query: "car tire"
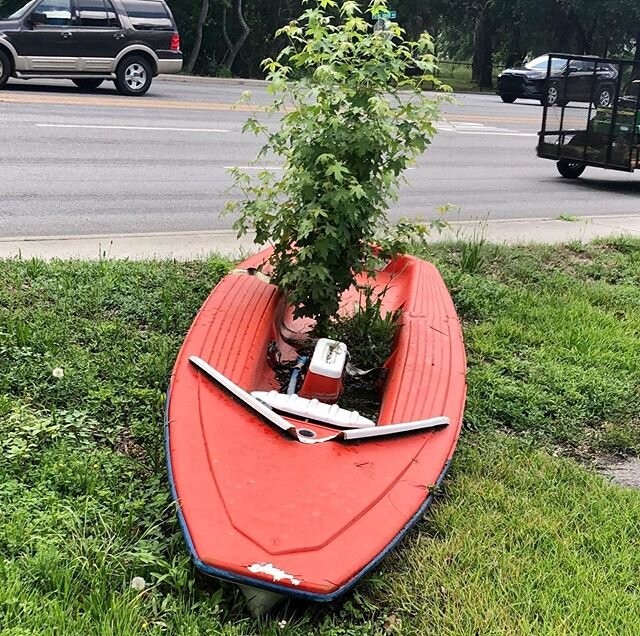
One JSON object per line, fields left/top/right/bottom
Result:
{"left": 556, "top": 159, "right": 586, "bottom": 179}
{"left": 594, "top": 85, "right": 613, "bottom": 108}
{"left": 115, "top": 55, "right": 152, "bottom": 96}
{"left": 500, "top": 95, "right": 517, "bottom": 103}
{"left": 543, "top": 82, "right": 566, "bottom": 107}
{"left": 0, "top": 49, "right": 11, "bottom": 90}
{"left": 73, "top": 79, "right": 104, "bottom": 91}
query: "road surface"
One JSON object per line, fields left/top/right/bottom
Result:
{"left": 1, "top": 76, "right": 638, "bottom": 238}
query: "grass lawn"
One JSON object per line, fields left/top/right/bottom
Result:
{"left": 427, "top": 61, "right": 501, "bottom": 94}
{"left": 1, "top": 239, "right": 639, "bottom": 635}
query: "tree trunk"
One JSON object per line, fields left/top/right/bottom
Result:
{"left": 574, "top": 14, "right": 597, "bottom": 55}
{"left": 575, "top": 26, "right": 586, "bottom": 54}
{"left": 186, "top": 0, "right": 210, "bottom": 73}
{"left": 472, "top": 7, "right": 493, "bottom": 88}
{"left": 222, "top": 0, "right": 250, "bottom": 72}
{"left": 582, "top": 16, "right": 598, "bottom": 54}
{"left": 222, "top": 6, "right": 232, "bottom": 52}
{"left": 553, "top": 16, "right": 571, "bottom": 53}
{"left": 504, "top": 26, "right": 522, "bottom": 68}
{"left": 632, "top": 31, "right": 640, "bottom": 83}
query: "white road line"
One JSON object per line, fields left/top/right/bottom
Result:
{"left": 225, "top": 165, "right": 283, "bottom": 170}
{"left": 36, "top": 124, "right": 228, "bottom": 132}
{"left": 435, "top": 120, "right": 537, "bottom": 137}
{"left": 225, "top": 165, "right": 416, "bottom": 171}
{"left": 456, "top": 131, "right": 537, "bottom": 137}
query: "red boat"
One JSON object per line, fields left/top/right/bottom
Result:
{"left": 165, "top": 248, "right": 466, "bottom": 610}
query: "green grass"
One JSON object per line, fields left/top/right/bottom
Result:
{"left": 380, "top": 433, "right": 640, "bottom": 636}
{"left": 326, "top": 285, "right": 401, "bottom": 369}
{"left": 413, "top": 237, "right": 640, "bottom": 455}
{"left": 428, "top": 61, "right": 501, "bottom": 93}
{"left": 1, "top": 240, "right": 639, "bottom": 634}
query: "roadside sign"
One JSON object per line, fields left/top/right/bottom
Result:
{"left": 373, "top": 10, "right": 396, "bottom": 19}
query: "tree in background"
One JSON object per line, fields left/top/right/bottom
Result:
{"left": 169, "top": 0, "right": 304, "bottom": 77}
{"left": 2, "top": 0, "right": 638, "bottom": 79}
{"left": 220, "top": 0, "right": 250, "bottom": 70}
{"left": 0, "top": 0, "right": 28, "bottom": 16}
{"left": 185, "top": 0, "right": 210, "bottom": 73}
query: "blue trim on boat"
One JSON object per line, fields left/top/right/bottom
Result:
{"left": 165, "top": 384, "right": 452, "bottom": 602}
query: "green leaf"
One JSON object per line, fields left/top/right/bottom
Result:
{"left": 325, "top": 162, "right": 350, "bottom": 182}
{"left": 228, "top": 0, "right": 444, "bottom": 325}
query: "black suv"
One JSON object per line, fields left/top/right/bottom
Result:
{"left": 0, "top": 0, "right": 182, "bottom": 95}
{"left": 497, "top": 54, "right": 618, "bottom": 107}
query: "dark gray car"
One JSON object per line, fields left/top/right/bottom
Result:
{"left": 0, "top": 0, "right": 182, "bottom": 95}
{"left": 497, "top": 54, "right": 618, "bottom": 107}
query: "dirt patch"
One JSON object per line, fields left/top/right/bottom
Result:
{"left": 599, "top": 456, "right": 640, "bottom": 489}
{"left": 116, "top": 428, "right": 148, "bottom": 463}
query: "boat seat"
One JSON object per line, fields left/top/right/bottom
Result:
{"left": 251, "top": 390, "right": 375, "bottom": 429}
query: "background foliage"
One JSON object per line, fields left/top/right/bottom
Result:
{"left": 2, "top": 0, "right": 639, "bottom": 81}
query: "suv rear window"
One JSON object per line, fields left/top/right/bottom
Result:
{"left": 121, "top": 0, "right": 172, "bottom": 30}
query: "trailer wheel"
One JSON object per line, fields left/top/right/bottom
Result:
{"left": 557, "top": 159, "right": 586, "bottom": 179}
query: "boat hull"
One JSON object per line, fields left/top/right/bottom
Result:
{"left": 165, "top": 249, "right": 466, "bottom": 601}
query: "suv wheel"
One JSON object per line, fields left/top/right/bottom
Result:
{"left": 73, "top": 79, "right": 103, "bottom": 91}
{"left": 543, "top": 82, "right": 566, "bottom": 107}
{"left": 594, "top": 85, "right": 613, "bottom": 108}
{"left": 0, "top": 49, "right": 11, "bottom": 89}
{"left": 500, "top": 95, "right": 517, "bottom": 103}
{"left": 115, "top": 55, "right": 152, "bottom": 96}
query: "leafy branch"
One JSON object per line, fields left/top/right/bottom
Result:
{"left": 227, "top": 0, "right": 450, "bottom": 329}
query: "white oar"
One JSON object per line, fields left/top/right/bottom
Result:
{"left": 189, "top": 356, "right": 298, "bottom": 437}
{"left": 189, "top": 356, "right": 448, "bottom": 444}
{"left": 341, "top": 417, "right": 449, "bottom": 440}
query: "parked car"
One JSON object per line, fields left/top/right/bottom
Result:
{"left": 0, "top": 0, "right": 182, "bottom": 95}
{"left": 497, "top": 54, "right": 618, "bottom": 107}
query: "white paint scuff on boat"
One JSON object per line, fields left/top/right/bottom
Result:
{"left": 247, "top": 562, "right": 301, "bottom": 586}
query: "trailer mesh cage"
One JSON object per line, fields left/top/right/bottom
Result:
{"left": 537, "top": 54, "right": 640, "bottom": 173}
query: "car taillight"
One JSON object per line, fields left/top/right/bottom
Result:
{"left": 170, "top": 33, "right": 180, "bottom": 52}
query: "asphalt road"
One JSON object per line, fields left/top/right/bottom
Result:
{"left": 1, "top": 75, "right": 638, "bottom": 238}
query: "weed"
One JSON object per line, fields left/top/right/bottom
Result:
{"left": 326, "top": 285, "right": 401, "bottom": 370}
{"left": 456, "top": 219, "right": 491, "bottom": 274}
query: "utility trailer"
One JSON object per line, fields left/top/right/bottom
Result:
{"left": 537, "top": 53, "right": 640, "bottom": 178}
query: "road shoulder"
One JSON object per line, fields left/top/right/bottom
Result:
{"left": 1, "top": 215, "right": 640, "bottom": 260}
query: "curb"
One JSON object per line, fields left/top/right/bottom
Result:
{"left": 2, "top": 215, "right": 639, "bottom": 261}
{"left": 0, "top": 229, "right": 244, "bottom": 243}
{"left": 158, "top": 74, "right": 269, "bottom": 88}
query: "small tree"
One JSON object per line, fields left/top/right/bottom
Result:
{"left": 228, "top": 0, "right": 448, "bottom": 330}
